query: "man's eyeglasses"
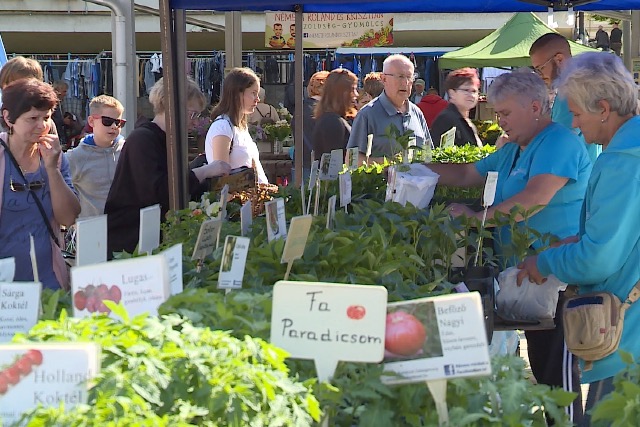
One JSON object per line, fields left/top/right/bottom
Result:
{"left": 533, "top": 53, "right": 559, "bottom": 75}
{"left": 93, "top": 115, "right": 126, "bottom": 128}
{"left": 383, "top": 73, "right": 415, "bottom": 82}
{"left": 10, "top": 176, "right": 45, "bottom": 192}
{"left": 455, "top": 88, "right": 479, "bottom": 95}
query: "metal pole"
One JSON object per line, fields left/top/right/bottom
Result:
{"left": 294, "top": 5, "right": 303, "bottom": 186}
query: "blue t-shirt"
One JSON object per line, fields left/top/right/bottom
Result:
{"left": 0, "top": 152, "right": 75, "bottom": 289}
{"left": 475, "top": 122, "right": 592, "bottom": 263}
{"left": 552, "top": 94, "right": 601, "bottom": 164}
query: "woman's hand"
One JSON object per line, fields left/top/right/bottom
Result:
{"left": 516, "top": 255, "right": 546, "bottom": 286}
{"left": 447, "top": 203, "right": 477, "bottom": 219}
{"left": 38, "top": 133, "right": 62, "bottom": 171}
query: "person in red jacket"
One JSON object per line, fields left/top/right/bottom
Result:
{"left": 417, "top": 88, "right": 448, "bottom": 129}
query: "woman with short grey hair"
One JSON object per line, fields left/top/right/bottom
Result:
{"left": 428, "top": 69, "right": 592, "bottom": 424}
{"left": 519, "top": 52, "right": 640, "bottom": 426}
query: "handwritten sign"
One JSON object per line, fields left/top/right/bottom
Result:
{"left": 440, "top": 127, "right": 456, "bottom": 148}
{"left": 240, "top": 201, "right": 253, "bottom": 237}
{"left": 71, "top": 255, "right": 170, "bottom": 318}
{"left": 270, "top": 281, "right": 387, "bottom": 381}
{"left": 138, "top": 204, "right": 161, "bottom": 254}
{"left": 265, "top": 198, "right": 287, "bottom": 241}
{"left": 0, "top": 343, "right": 100, "bottom": 424}
{"left": 382, "top": 292, "right": 491, "bottom": 385}
{"left": 0, "top": 282, "right": 41, "bottom": 343}
{"left": 161, "top": 243, "right": 183, "bottom": 295}
{"left": 217, "top": 236, "right": 250, "bottom": 290}
{"left": 75, "top": 215, "right": 107, "bottom": 267}
{"left": 191, "top": 218, "right": 223, "bottom": 260}
{"left": 339, "top": 173, "right": 352, "bottom": 208}
{"left": 281, "top": 215, "right": 313, "bottom": 264}
{"left": 0, "top": 258, "right": 15, "bottom": 281}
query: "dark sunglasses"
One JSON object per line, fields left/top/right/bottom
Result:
{"left": 10, "top": 176, "right": 45, "bottom": 192}
{"left": 93, "top": 115, "right": 126, "bottom": 128}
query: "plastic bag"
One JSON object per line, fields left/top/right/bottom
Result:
{"left": 386, "top": 164, "right": 439, "bottom": 208}
{"left": 496, "top": 266, "right": 567, "bottom": 319}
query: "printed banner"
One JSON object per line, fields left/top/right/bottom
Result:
{"left": 265, "top": 13, "right": 394, "bottom": 49}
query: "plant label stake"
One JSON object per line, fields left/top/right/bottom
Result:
{"left": 474, "top": 172, "right": 498, "bottom": 267}
{"left": 191, "top": 218, "right": 223, "bottom": 271}
{"left": 160, "top": 243, "right": 183, "bottom": 296}
{"left": 75, "top": 215, "right": 107, "bottom": 267}
{"left": 29, "top": 234, "right": 39, "bottom": 283}
{"left": 366, "top": 134, "right": 373, "bottom": 164}
{"left": 0, "top": 281, "right": 41, "bottom": 343}
{"left": 271, "top": 281, "right": 388, "bottom": 427}
{"left": 219, "top": 184, "right": 229, "bottom": 220}
{"left": 300, "top": 181, "right": 306, "bottom": 215}
{"left": 346, "top": 147, "right": 359, "bottom": 171}
{"left": 307, "top": 159, "right": 319, "bottom": 216}
{"left": 339, "top": 172, "right": 352, "bottom": 213}
{"left": 439, "top": 126, "right": 456, "bottom": 148}
{"left": 326, "top": 195, "right": 337, "bottom": 230}
{"left": 138, "top": 204, "right": 161, "bottom": 255}
{"left": 240, "top": 201, "right": 252, "bottom": 237}
{"left": 217, "top": 236, "right": 250, "bottom": 291}
{"left": 427, "top": 379, "right": 449, "bottom": 426}
{"left": 326, "top": 149, "right": 343, "bottom": 181}
{"left": 281, "top": 215, "right": 312, "bottom": 280}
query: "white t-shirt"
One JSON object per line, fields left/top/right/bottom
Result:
{"left": 205, "top": 115, "right": 268, "bottom": 184}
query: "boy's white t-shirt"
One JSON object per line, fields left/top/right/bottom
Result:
{"left": 205, "top": 115, "right": 268, "bottom": 184}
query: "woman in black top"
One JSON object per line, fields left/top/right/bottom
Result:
{"left": 311, "top": 69, "right": 358, "bottom": 158}
{"left": 430, "top": 68, "right": 483, "bottom": 148}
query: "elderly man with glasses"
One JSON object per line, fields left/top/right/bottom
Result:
{"left": 529, "top": 33, "right": 600, "bottom": 164}
{"left": 347, "top": 54, "right": 432, "bottom": 164}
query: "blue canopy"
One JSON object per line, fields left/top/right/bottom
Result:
{"left": 170, "top": 0, "right": 636, "bottom": 12}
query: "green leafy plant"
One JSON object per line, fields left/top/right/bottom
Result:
{"left": 590, "top": 351, "right": 640, "bottom": 426}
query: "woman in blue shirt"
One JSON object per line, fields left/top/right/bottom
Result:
{"left": 428, "top": 70, "right": 591, "bottom": 424}
{"left": 518, "top": 52, "right": 640, "bottom": 425}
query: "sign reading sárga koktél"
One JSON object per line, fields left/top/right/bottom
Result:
{"left": 0, "top": 343, "right": 100, "bottom": 424}
{"left": 265, "top": 13, "right": 394, "bottom": 49}
{"left": 270, "top": 281, "right": 387, "bottom": 381}
{"left": 0, "top": 282, "right": 41, "bottom": 343}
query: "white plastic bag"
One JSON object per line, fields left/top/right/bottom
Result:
{"left": 496, "top": 266, "right": 567, "bottom": 319}
{"left": 387, "top": 164, "right": 439, "bottom": 208}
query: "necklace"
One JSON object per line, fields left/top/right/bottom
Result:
{"left": 6, "top": 135, "right": 38, "bottom": 173}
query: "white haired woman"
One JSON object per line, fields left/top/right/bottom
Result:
{"left": 427, "top": 69, "right": 592, "bottom": 424}
{"left": 518, "top": 52, "right": 640, "bottom": 425}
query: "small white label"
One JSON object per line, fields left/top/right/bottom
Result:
{"left": 161, "top": 243, "right": 183, "bottom": 295}
{"left": 75, "top": 215, "right": 107, "bottom": 267}
{"left": 318, "top": 153, "right": 332, "bottom": 181}
{"left": 139, "top": 204, "right": 161, "bottom": 254}
{"left": 0, "top": 282, "right": 41, "bottom": 343}
{"left": 0, "top": 257, "right": 16, "bottom": 281}
{"left": 440, "top": 127, "right": 456, "bottom": 148}
{"left": 339, "top": 173, "right": 352, "bottom": 208}
{"left": 326, "top": 195, "right": 337, "bottom": 230}
{"left": 366, "top": 134, "right": 373, "bottom": 158}
{"left": 218, "top": 236, "right": 250, "bottom": 290}
{"left": 308, "top": 159, "right": 320, "bottom": 191}
{"left": 265, "top": 198, "right": 287, "bottom": 241}
{"left": 281, "top": 215, "right": 313, "bottom": 264}
{"left": 191, "top": 218, "right": 223, "bottom": 260}
{"left": 220, "top": 184, "right": 229, "bottom": 219}
{"left": 483, "top": 171, "right": 499, "bottom": 207}
{"left": 346, "top": 147, "right": 359, "bottom": 171}
{"left": 240, "top": 201, "right": 253, "bottom": 237}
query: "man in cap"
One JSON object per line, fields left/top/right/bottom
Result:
{"left": 411, "top": 78, "right": 426, "bottom": 104}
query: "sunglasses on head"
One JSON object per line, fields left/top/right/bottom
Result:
{"left": 10, "top": 176, "right": 45, "bottom": 192}
{"left": 93, "top": 115, "right": 126, "bottom": 128}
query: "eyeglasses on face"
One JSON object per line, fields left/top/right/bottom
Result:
{"left": 383, "top": 73, "right": 415, "bottom": 82}
{"left": 92, "top": 115, "right": 126, "bottom": 128}
{"left": 10, "top": 176, "right": 45, "bottom": 192}
{"left": 455, "top": 88, "right": 479, "bottom": 95}
{"left": 533, "top": 53, "right": 559, "bottom": 75}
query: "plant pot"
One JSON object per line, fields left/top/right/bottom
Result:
{"left": 463, "top": 266, "right": 495, "bottom": 344}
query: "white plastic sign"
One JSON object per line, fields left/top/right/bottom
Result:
{"left": 326, "top": 149, "right": 344, "bottom": 180}
{"left": 0, "top": 343, "right": 100, "bottom": 424}
{"left": 75, "top": 215, "right": 107, "bottom": 267}
{"left": 0, "top": 258, "right": 15, "bottom": 281}
{"left": 0, "top": 282, "right": 41, "bottom": 343}
{"left": 71, "top": 255, "right": 170, "bottom": 318}
{"left": 281, "top": 215, "right": 313, "bottom": 264}
{"left": 220, "top": 184, "right": 229, "bottom": 219}
{"left": 440, "top": 127, "right": 456, "bottom": 148}
{"left": 326, "top": 195, "right": 337, "bottom": 230}
{"left": 240, "top": 201, "right": 253, "bottom": 237}
{"left": 366, "top": 134, "right": 373, "bottom": 158}
{"left": 191, "top": 218, "right": 223, "bottom": 260}
{"left": 161, "top": 243, "right": 183, "bottom": 295}
{"left": 318, "top": 153, "right": 332, "bottom": 181}
{"left": 217, "top": 236, "right": 250, "bottom": 290}
{"left": 345, "top": 147, "right": 359, "bottom": 171}
{"left": 382, "top": 292, "right": 491, "bottom": 385}
{"left": 138, "top": 204, "right": 161, "bottom": 255}
{"left": 308, "top": 159, "right": 320, "bottom": 191}
{"left": 270, "top": 281, "right": 388, "bottom": 381}
{"left": 483, "top": 171, "right": 499, "bottom": 207}
{"left": 339, "top": 173, "right": 352, "bottom": 208}
{"left": 265, "top": 198, "right": 287, "bottom": 241}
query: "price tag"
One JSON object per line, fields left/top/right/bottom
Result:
{"left": 326, "top": 195, "right": 337, "bottom": 230}
{"left": 265, "top": 198, "right": 287, "bottom": 241}
{"left": 0, "top": 282, "right": 41, "bottom": 343}
{"left": 71, "top": 255, "right": 170, "bottom": 318}
{"left": 240, "top": 201, "right": 252, "bottom": 237}
{"left": 75, "top": 215, "right": 107, "bottom": 267}
{"left": 281, "top": 215, "right": 312, "bottom": 264}
{"left": 339, "top": 173, "right": 352, "bottom": 208}
{"left": 382, "top": 292, "right": 491, "bottom": 385}
{"left": 270, "top": 281, "right": 387, "bottom": 382}
{"left": 0, "top": 343, "right": 100, "bottom": 425}
{"left": 483, "top": 171, "right": 499, "bottom": 207}
{"left": 191, "top": 218, "right": 223, "bottom": 260}
{"left": 217, "top": 236, "right": 250, "bottom": 290}
{"left": 138, "top": 204, "right": 161, "bottom": 255}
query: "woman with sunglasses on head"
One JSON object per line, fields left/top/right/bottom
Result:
{"left": 0, "top": 78, "right": 80, "bottom": 289}
{"left": 311, "top": 68, "right": 359, "bottom": 158}
{"left": 205, "top": 67, "right": 268, "bottom": 184}
{"left": 105, "top": 78, "right": 231, "bottom": 257}
{"left": 430, "top": 68, "right": 483, "bottom": 147}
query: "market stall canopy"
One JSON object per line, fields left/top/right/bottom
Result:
{"left": 438, "top": 13, "right": 598, "bottom": 69}
{"left": 171, "top": 0, "right": 636, "bottom": 12}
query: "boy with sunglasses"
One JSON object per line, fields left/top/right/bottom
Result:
{"left": 66, "top": 95, "right": 126, "bottom": 218}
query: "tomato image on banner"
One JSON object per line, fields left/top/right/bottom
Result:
{"left": 384, "top": 301, "right": 443, "bottom": 361}
{"left": 0, "top": 350, "right": 43, "bottom": 396}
